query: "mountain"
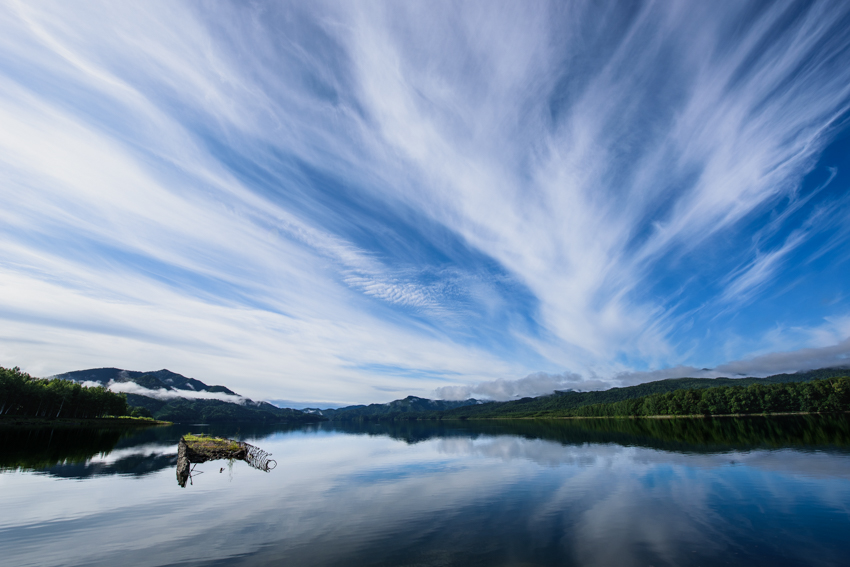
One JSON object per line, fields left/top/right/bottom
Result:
{"left": 311, "top": 396, "right": 482, "bottom": 421}
{"left": 125, "top": 395, "right": 323, "bottom": 424}
{"left": 433, "top": 366, "right": 850, "bottom": 420}
{"left": 52, "top": 367, "right": 238, "bottom": 395}
{"left": 316, "top": 367, "right": 850, "bottom": 421}
{"left": 52, "top": 367, "right": 324, "bottom": 425}
{"left": 48, "top": 365, "right": 850, "bottom": 424}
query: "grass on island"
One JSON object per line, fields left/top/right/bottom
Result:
{"left": 183, "top": 433, "right": 242, "bottom": 453}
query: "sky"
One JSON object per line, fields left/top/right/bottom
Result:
{"left": 1, "top": 0, "right": 850, "bottom": 405}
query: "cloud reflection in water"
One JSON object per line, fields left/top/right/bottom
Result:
{"left": 0, "top": 420, "right": 848, "bottom": 566}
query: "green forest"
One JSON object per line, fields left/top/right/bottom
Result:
{"left": 124, "top": 393, "right": 326, "bottom": 424}
{"left": 434, "top": 368, "right": 849, "bottom": 420}
{"left": 1, "top": 366, "right": 325, "bottom": 425}
{"left": 566, "top": 376, "right": 850, "bottom": 418}
{"left": 326, "top": 368, "right": 850, "bottom": 421}
{"left": 0, "top": 366, "right": 129, "bottom": 419}
{"left": 434, "top": 376, "right": 850, "bottom": 420}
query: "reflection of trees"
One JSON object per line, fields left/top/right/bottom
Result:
{"left": 1, "top": 422, "right": 307, "bottom": 480}
{"left": 6, "top": 416, "right": 848, "bottom": 481}
{"left": 44, "top": 453, "right": 178, "bottom": 479}
{"left": 110, "top": 422, "right": 312, "bottom": 450}
{"left": 543, "top": 414, "right": 850, "bottom": 450}
{"left": 322, "top": 414, "right": 850, "bottom": 453}
{"left": 0, "top": 427, "right": 125, "bottom": 471}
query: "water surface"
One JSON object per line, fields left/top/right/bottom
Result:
{"left": 2, "top": 416, "right": 849, "bottom": 566}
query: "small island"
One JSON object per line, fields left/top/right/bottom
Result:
{"left": 176, "top": 434, "right": 276, "bottom": 487}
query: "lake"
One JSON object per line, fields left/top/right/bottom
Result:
{"left": 2, "top": 415, "right": 850, "bottom": 566}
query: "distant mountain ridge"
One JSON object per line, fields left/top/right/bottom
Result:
{"left": 306, "top": 395, "right": 482, "bottom": 420}
{"left": 50, "top": 367, "right": 323, "bottom": 425}
{"left": 432, "top": 366, "right": 850, "bottom": 420}
{"left": 49, "top": 365, "right": 850, "bottom": 423}
{"left": 319, "top": 367, "right": 850, "bottom": 421}
{"left": 52, "top": 367, "right": 238, "bottom": 396}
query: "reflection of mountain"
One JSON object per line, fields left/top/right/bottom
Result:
{"left": 43, "top": 450, "right": 178, "bottom": 479}
{"left": 0, "top": 426, "right": 178, "bottom": 479}
{"left": 108, "top": 422, "right": 317, "bottom": 450}
{"left": 0, "top": 422, "right": 315, "bottom": 479}
{"left": 6, "top": 415, "right": 848, "bottom": 482}
{"left": 324, "top": 414, "right": 850, "bottom": 453}
{"left": 0, "top": 427, "right": 126, "bottom": 472}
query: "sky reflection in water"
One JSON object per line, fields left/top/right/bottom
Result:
{"left": 1, "top": 417, "right": 849, "bottom": 567}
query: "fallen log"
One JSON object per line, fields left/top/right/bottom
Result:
{"left": 177, "top": 434, "right": 276, "bottom": 487}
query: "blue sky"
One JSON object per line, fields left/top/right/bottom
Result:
{"left": 1, "top": 1, "right": 849, "bottom": 405}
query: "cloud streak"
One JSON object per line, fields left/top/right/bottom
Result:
{"left": 715, "top": 337, "right": 850, "bottom": 377}
{"left": 1, "top": 1, "right": 849, "bottom": 402}
{"left": 435, "top": 371, "right": 610, "bottom": 401}
{"left": 438, "top": 337, "right": 850, "bottom": 401}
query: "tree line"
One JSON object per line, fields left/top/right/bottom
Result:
{"left": 415, "top": 367, "right": 850, "bottom": 421}
{"left": 567, "top": 377, "right": 850, "bottom": 418}
{"left": 0, "top": 366, "right": 128, "bottom": 419}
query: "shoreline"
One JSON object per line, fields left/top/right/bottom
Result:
{"left": 0, "top": 416, "right": 172, "bottom": 429}
{"left": 450, "top": 410, "right": 850, "bottom": 421}
{"left": 328, "top": 410, "right": 850, "bottom": 423}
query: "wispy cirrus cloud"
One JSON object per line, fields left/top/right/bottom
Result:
{"left": 1, "top": 1, "right": 849, "bottom": 403}
{"left": 337, "top": 0, "right": 850, "bottom": 369}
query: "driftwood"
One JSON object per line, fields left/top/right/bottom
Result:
{"left": 176, "top": 435, "right": 276, "bottom": 487}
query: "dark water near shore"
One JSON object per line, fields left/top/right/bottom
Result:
{"left": 2, "top": 415, "right": 850, "bottom": 566}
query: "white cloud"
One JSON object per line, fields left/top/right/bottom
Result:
{"left": 104, "top": 380, "right": 249, "bottom": 404}
{"left": 435, "top": 371, "right": 610, "bottom": 401}
{"left": 438, "top": 333, "right": 850, "bottom": 401}
{"left": 1, "top": 1, "right": 849, "bottom": 403}
{"left": 0, "top": 1, "right": 527, "bottom": 403}
{"left": 715, "top": 337, "right": 850, "bottom": 376}
{"left": 338, "top": 0, "right": 850, "bottom": 373}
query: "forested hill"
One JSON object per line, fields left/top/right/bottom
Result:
{"left": 560, "top": 376, "right": 850, "bottom": 418}
{"left": 125, "top": 394, "right": 323, "bottom": 424}
{"left": 47, "top": 367, "right": 325, "bottom": 425}
{"left": 437, "top": 367, "right": 850, "bottom": 420}
{"left": 325, "top": 367, "right": 850, "bottom": 421}
{"left": 1, "top": 366, "right": 128, "bottom": 419}
{"left": 311, "top": 396, "right": 481, "bottom": 420}
{"left": 52, "top": 368, "right": 238, "bottom": 395}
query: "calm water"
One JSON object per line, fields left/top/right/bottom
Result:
{"left": 2, "top": 416, "right": 850, "bottom": 566}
